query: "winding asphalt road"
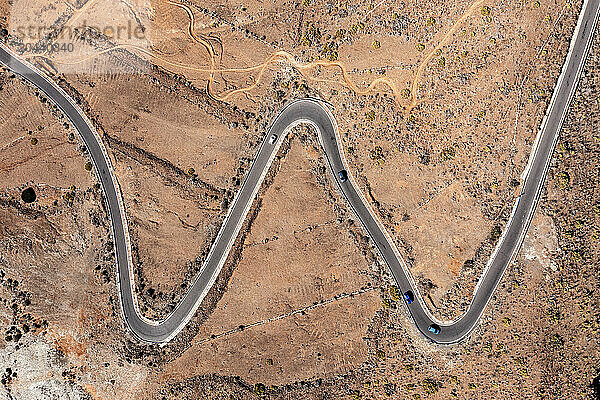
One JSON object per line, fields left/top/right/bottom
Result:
{"left": 0, "top": 0, "right": 598, "bottom": 344}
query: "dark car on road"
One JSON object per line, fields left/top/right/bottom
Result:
{"left": 403, "top": 290, "right": 414, "bottom": 304}
{"left": 428, "top": 324, "right": 441, "bottom": 335}
{"left": 338, "top": 170, "right": 348, "bottom": 182}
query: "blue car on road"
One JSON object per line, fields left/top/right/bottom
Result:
{"left": 403, "top": 290, "right": 414, "bottom": 304}
{"left": 428, "top": 324, "right": 441, "bottom": 335}
{"left": 338, "top": 170, "right": 348, "bottom": 182}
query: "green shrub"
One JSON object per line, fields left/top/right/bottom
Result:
{"left": 388, "top": 286, "right": 401, "bottom": 301}
{"left": 422, "top": 378, "right": 439, "bottom": 394}
{"left": 440, "top": 146, "right": 456, "bottom": 161}
{"left": 554, "top": 171, "right": 570, "bottom": 189}
{"left": 253, "top": 382, "right": 266, "bottom": 396}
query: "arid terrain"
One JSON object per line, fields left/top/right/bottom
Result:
{"left": 0, "top": 0, "right": 598, "bottom": 398}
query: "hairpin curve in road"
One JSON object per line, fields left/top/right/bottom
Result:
{"left": 0, "top": 0, "right": 597, "bottom": 344}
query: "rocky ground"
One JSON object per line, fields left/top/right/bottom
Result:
{"left": 0, "top": 0, "right": 598, "bottom": 399}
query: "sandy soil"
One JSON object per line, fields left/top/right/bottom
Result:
{"left": 2, "top": 0, "right": 580, "bottom": 314}
{"left": 0, "top": 71, "right": 152, "bottom": 400}
{"left": 0, "top": 0, "right": 598, "bottom": 398}
{"left": 157, "top": 137, "right": 380, "bottom": 385}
